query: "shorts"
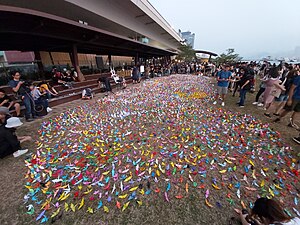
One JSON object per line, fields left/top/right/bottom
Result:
{"left": 217, "top": 86, "right": 228, "bottom": 95}
{"left": 275, "top": 94, "right": 288, "bottom": 102}
{"left": 284, "top": 99, "right": 300, "bottom": 112}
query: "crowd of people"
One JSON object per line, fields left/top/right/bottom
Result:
{"left": 209, "top": 61, "right": 300, "bottom": 145}
{"left": 1, "top": 60, "right": 299, "bottom": 161}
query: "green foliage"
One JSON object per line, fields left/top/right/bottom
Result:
{"left": 177, "top": 45, "right": 196, "bottom": 62}
{"left": 214, "top": 49, "right": 242, "bottom": 65}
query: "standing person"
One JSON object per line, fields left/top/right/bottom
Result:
{"left": 264, "top": 69, "right": 294, "bottom": 117}
{"left": 0, "top": 89, "right": 21, "bottom": 117}
{"left": 262, "top": 68, "right": 284, "bottom": 110}
{"left": 273, "top": 68, "right": 298, "bottom": 116}
{"left": 145, "top": 65, "right": 150, "bottom": 79}
{"left": 238, "top": 68, "right": 254, "bottom": 107}
{"left": 213, "top": 65, "right": 232, "bottom": 106}
{"left": 232, "top": 68, "right": 243, "bottom": 97}
{"left": 132, "top": 66, "right": 140, "bottom": 84}
{"left": 253, "top": 66, "right": 270, "bottom": 106}
{"left": 8, "top": 72, "right": 36, "bottom": 122}
{"left": 274, "top": 69, "right": 300, "bottom": 128}
{"left": 0, "top": 109, "right": 31, "bottom": 158}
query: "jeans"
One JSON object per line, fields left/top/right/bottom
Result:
{"left": 45, "top": 92, "right": 52, "bottom": 99}
{"left": 233, "top": 81, "right": 241, "bottom": 96}
{"left": 23, "top": 94, "right": 36, "bottom": 119}
{"left": 35, "top": 97, "right": 48, "bottom": 109}
{"left": 104, "top": 78, "right": 112, "bottom": 92}
{"left": 239, "top": 89, "right": 248, "bottom": 106}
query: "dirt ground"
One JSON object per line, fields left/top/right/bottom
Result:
{"left": 0, "top": 75, "right": 299, "bottom": 225}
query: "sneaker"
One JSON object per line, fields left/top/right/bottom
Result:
{"left": 252, "top": 102, "right": 258, "bottom": 105}
{"left": 46, "top": 107, "right": 53, "bottom": 113}
{"left": 292, "top": 136, "right": 300, "bottom": 145}
{"left": 239, "top": 105, "right": 245, "bottom": 108}
{"left": 213, "top": 101, "right": 217, "bottom": 105}
{"left": 273, "top": 118, "right": 281, "bottom": 123}
{"left": 13, "top": 149, "right": 28, "bottom": 157}
{"left": 288, "top": 119, "right": 300, "bottom": 130}
{"left": 257, "top": 103, "right": 264, "bottom": 107}
{"left": 264, "top": 113, "right": 271, "bottom": 118}
{"left": 221, "top": 102, "right": 225, "bottom": 107}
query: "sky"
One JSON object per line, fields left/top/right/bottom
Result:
{"left": 149, "top": 0, "right": 300, "bottom": 58}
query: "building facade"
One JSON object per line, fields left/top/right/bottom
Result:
{"left": 179, "top": 30, "right": 195, "bottom": 48}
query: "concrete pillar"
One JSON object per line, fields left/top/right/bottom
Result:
{"left": 70, "top": 44, "right": 85, "bottom": 81}
{"left": 34, "top": 51, "right": 45, "bottom": 79}
{"left": 48, "top": 52, "right": 54, "bottom": 65}
{"left": 108, "top": 54, "right": 112, "bottom": 68}
{"left": 135, "top": 53, "right": 139, "bottom": 66}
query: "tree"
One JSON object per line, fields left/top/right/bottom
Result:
{"left": 177, "top": 45, "right": 196, "bottom": 62}
{"left": 214, "top": 48, "right": 242, "bottom": 65}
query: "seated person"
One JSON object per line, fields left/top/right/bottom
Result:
{"left": 38, "top": 81, "right": 59, "bottom": 99}
{"left": 111, "top": 69, "right": 127, "bottom": 88}
{"left": 238, "top": 197, "right": 300, "bottom": 225}
{"left": 0, "top": 109, "right": 31, "bottom": 158}
{"left": 70, "top": 68, "right": 78, "bottom": 82}
{"left": 8, "top": 71, "right": 36, "bottom": 122}
{"left": 82, "top": 88, "right": 93, "bottom": 100}
{"left": 51, "top": 67, "right": 68, "bottom": 87}
{"left": 0, "top": 89, "right": 21, "bottom": 117}
{"left": 62, "top": 70, "right": 76, "bottom": 88}
{"left": 98, "top": 76, "right": 113, "bottom": 96}
{"left": 29, "top": 84, "right": 53, "bottom": 113}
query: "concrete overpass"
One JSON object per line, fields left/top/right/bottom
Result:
{"left": 0, "top": 0, "right": 183, "bottom": 56}
{"left": 0, "top": 0, "right": 185, "bottom": 80}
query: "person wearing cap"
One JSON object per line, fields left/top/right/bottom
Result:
{"left": 0, "top": 114, "right": 31, "bottom": 158}
{"left": 0, "top": 106, "right": 11, "bottom": 123}
{"left": 213, "top": 64, "right": 232, "bottom": 106}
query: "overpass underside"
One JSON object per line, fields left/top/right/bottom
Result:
{"left": 0, "top": 10, "right": 175, "bottom": 58}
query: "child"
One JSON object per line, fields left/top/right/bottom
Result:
{"left": 29, "top": 84, "right": 52, "bottom": 113}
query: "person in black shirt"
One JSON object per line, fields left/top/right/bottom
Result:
{"left": 0, "top": 108, "right": 31, "bottom": 158}
{"left": 98, "top": 76, "right": 113, "bottom": 96}
{"left": 0, "top": 89, "right": 21, "bottom": 117}
{"left": 238, "top": 68, "right": 254, "bottom": 107}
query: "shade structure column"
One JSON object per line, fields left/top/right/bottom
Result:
{"left": 135, "top": 53, "right": 139, "bottom": 66}
{"left": 34, "top": 51, "right": 45, "bottom": 79}
{"left": 69, "top": 44, "right": 85, "bottom": 81}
